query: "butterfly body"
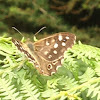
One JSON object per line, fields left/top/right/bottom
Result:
{"left": 12, "top": 32, "right": 76, "bottom": 76}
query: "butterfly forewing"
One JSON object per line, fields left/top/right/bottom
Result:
{"left": 12, "top": 32, "right": 76, "bottom": 76}
{"left": 34, "top": 32, "right": 75, "bottom": 61}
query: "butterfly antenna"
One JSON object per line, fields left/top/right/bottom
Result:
{"left": 34, "top": 26, "right": 46, "bottom": 36}
{"left": 12, "top": 27, "right": 24, "bottom": 37}
{"left": 33, "top": 26, "right": 46, "bottom": 42}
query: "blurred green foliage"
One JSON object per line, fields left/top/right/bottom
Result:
{"left": 0, "top": 0, "right": 100, "bottom": 47}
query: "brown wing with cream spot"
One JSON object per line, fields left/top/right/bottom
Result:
{"left": 34, "top": 32, "right": 76, "bottom": 61}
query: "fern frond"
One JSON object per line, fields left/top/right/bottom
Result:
{"left": 0, "top": 37, "right": 15, "bottom": 54}
{"left": 95, "top": 62, "right": 100, "bottom": 76}
{"left": 75, "top": 41, "right": 100, "bottom": 60}
{"left": 46, "top": 90, "right": 81, "bottom": 100}
{"left": 47, "top": 78, "right": 59, "bottom": 89}
{"left": 70, "top": 42, "right": 100, "bottom": 67}
{"left": 79, "top": 67, "right": 95, "bottom": 83}
{"left": 0, "top": 78, "right": 22, "bottom": 100}
{"left": 63, "top": 51, "right": 78, "bottom": 71}
{"left": 87, "top": 82, "right": 100, "bottom": 100}
{"left": 0, "top": 37, "right": 26, "bottom": 77}
{"left": 42, "top": 89, "right": 59, "bottom": 99}
{"left": 57, "top": 76, "right": 78, "bottom": 91}
{"left": 63, "top": 41, "right": 100, "bottom": 79}
{"left": 43, "top": 76, "right": 80, "bottom": 99}
{"left": 47, "top": 77, "right": 100, "bottom": 100}
{"left": 20, "top": 79, "right": 40, "bottom": 100}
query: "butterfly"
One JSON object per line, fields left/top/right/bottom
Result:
{"left": 12, "top": 32, "right": 76, "bottom": 76}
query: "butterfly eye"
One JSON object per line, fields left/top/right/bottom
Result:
{"left": 27, "top": 44, "right": 34, "bottom": 50}
{"left": 47, "top": 64, "right": 52, "bottom": 70}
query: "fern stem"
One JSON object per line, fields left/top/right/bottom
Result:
{"left": 47, "top": 77, "right": 100, "bottom": 100}
{"left": 68, "top": 77, "right": 100, "bottom": 93}
{"left": 47, "top": 91, "right": 81, "bottom": 100}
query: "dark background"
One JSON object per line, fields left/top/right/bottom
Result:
{"left": 0, "top": 0, "right": 100, "bottom": 47}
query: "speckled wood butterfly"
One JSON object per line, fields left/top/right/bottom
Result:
{"left": 12, "top": 32, "right": 76, "bottom": 76}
